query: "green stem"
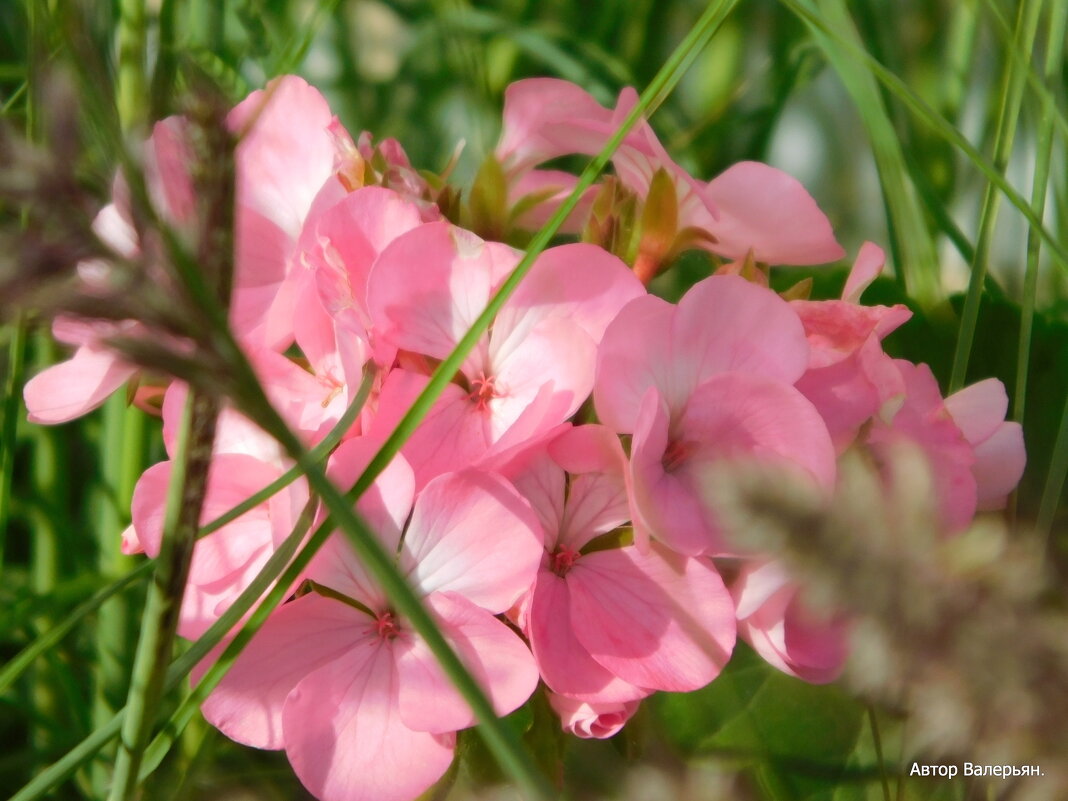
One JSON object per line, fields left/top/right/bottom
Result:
{"left": 106, "top": 392, "right": 219, "bottom": 801}
{"left": 117, "top": 0, "right": 147, "bottom": 132}
{"left": 807, "top": 0, "right": 940, "bottom": 306}
{"left": 777, "top": 0, "right": 1068, "bottom": 275}
{"left": 149, "top": 0, "right": 177, "bottom": 121}
{"left": 0, "top": 372, "right": 371, "bottom": 698}
{"left": 0, "top": 315, "right": 27, "bottom": 566}
{"left": 940, "top": 0, "right": 978, "bottom": 124}
{"left": 949, "top": 0, "right": 1043, "bottom": 393}
{"left": 90, "top": 395, "right": 138, "bottom": 796}
{"left": 1013, "top": 0, "right": 1066, "bottom": 425}
{"left": 1037, "top": 392, "right": 1068, "bottom": 544}
{"left": 0, "top": 562, "right": 152, "bottom": 694}
{"left": 868, "top": 704, "right": 891, "bottom": 801}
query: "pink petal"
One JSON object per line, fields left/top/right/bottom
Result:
{"left": 228, "top": 76, "right": 337, "bottom": 240}
{"left": 303, "top": 186, "right": 424, "bottom": 329}
{"left": 547, "top": 693, "right": 643, "bottom": 739}
{"left": 497, "top": 78, "right": 619, "bottom": 173}
{"left": 527, "top": 569, "right": 648, "bottom": 702}
{"left": 944, "top": 378, "right": 1009, "bottom": 447}
{"left": 567, "top": 544, "right": 736, "bottom": 692}
{"left": 367, "top": 221, "right": 518, "bottom": 362}
{"left": 735, "top": 564, "right": 848, "bottom": 684}
{"left": 400, "top": 470, "right": 542, "bottom": 613}
{"left": 306, "top": 437, "right": 416, "bottom": 609}
{"left": 972, "top": 421, "right": 1026, "bottom": 510}
{"left": 629, "top": 388, "right": 714, "bottom": 556}
{"left": 493, "top": 242, "right": 644, "bottom": 349}
{"left": 201, "top": 593, "right": 371, "bottom": 749}
{"left": 703, "top": 161, "right": 844, "bottom": 265}
{"left": 282, "top": 642, "right": 455, "bottom": 801}
{"left": 841, "top": 241, "right": 886, "bottom": 303}
{"left": 595, "top": 276, "right": 810, "bottom": 432}
{"left": 395, "top": 592, "right": 538, "bottom": 733}
{"left": 24, "top": 346, "right": 137, "bottom": 424}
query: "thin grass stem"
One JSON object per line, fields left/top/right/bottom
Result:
{"left": 949, "top": 0, "right": 1042, "bottom": 393}
{"left": 1013, "top": 0, "right": 1066, "bottom": 425}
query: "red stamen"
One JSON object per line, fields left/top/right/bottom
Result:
{"left": 550, "top": 545, "right": 581, "bottom": 577}
{"left": 374, "top": 611, "right": 400, "bottom": 640}
{"left": 469, "top": 371, "right": 498, "bottom": 410}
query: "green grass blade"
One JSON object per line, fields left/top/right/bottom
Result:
{"left": 107, "top": 392, "right": 219, "bottom": 801}
{"left": 1037, "top": 393, "right": 1068, "bottom": 542}
{"left": 0, "top": 563, "right": 152, "bottom": 695}
{"left": 803, "top": 0, "right": 940, "bottom": 306}
{"left": 949, "top": 0, "right": 1042, "bottom": 393}
{"left": 199, "top": 366, "right": 374, "bottom": 536}
{"left": 0, "top": 372, "right": 372, "bottom": 697}
{"left": 1014, "top": 0, "right": 1066, "bottom": 424}
{"left": 0, "top": 315, "right": 27, "bottom": 565}
{"left": 116, "top": 0, "right": 147, "bottom": 132}
{"left": 777, "top": 0, "right": 1068, "bottom": 276}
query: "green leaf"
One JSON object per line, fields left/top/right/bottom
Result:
{"left": 655, "top": 644, "right": 874, "bottom": 800}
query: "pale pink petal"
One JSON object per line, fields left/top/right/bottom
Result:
{"left": 497, "top": 78, "right": 619, "bottom": 172}
{"left": 595, "top": 276, "right": 810, "bottom": 432}
{"left": 568, "top": 544, "right": 736, "bottom": 692}
{"left": 490, "top": 318, "right": 596, "bottom": 439}
{"left": 547, "top": 693, "right": 643, "bottom": 739}
{"left": 493, "top": 242, "right": 644, "bottom": 349}
{"left": 303, "top": 186, "right": 424, "bottom": 329}
{"left": 305, "top": 438, "right": 416, "bottom": 609}
{"left": 201, "top": 593, "right": 372, "bottom": 749}
{"left": 593, "top": 294, "right": 677, "bottom": 432}
{"left": 703, "top": 161, "right": 844, "bottom": 265}
{"left": 282, "top": 643, "right": 455, "bottom": 801}
{"left": 842, "top": 241, "right": 886, "bottom": 303}
{"left": 793, "top": 299, "right": 911, "bottom": 369}
{"left": 972, "top": 422, "right": 1026, "bottom": 510}
{"left": 527, "top": 569, "right": 649, "bottom": 703}
{"left": 735, "top": 564, "right": 848, "bottom": 685}
{"left": 395, "top": 592, "right": 538, "bottom": 733}
{"left": 228, "top": 76, "right": 337, "bottom": 240}
{"left": 367, "top": 222, "right": 518, "bottom": 363}
{"left": 400, "top": 470, "right": 542, "bottom": 613}
{"left": 629, "top": 388, "right": 713, "bottom": 556}
{"left": 944, "top": 378, "right": 1009, "bottom": 447}
{"left": 231, "top": 207, "right": 294, "bottom": 351}
{"left": 24, "top": 346, "right": 137, "bottom": 424}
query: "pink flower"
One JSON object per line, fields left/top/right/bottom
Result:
{"left": 547, "top": 693, "right": 641, "bottom": 739}
{"left": 730, "top": 560, "right": 848, "bottom": 684}
{"left": 365, "top": 222, "right": 644, "bottom": 487}
{"left": 201, "top": 439, "right": 542, "bottom": 801}
{"left": 595, "top": 275, "right": 836, "bottom": 555}
{"left": 865, "top": 361, "right": 1024, "bottom": 531}
{"left": 497, "top": 78, "right": 843, "bottom": 267}
{"left": 792, "top": 243, "right": 912, "bottom": 449}
{"left": 131, "top": 452, "right": 308, "bottom": 638}
{"left": 944, "top": 379, "right": 1026, "bottom": 510}
{"left": 509, "top": 426, "right": 736, "bottom": 705}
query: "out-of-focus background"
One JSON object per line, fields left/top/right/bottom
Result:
{"left": 1, "top": 1, "right": 1066, "bottom": 799}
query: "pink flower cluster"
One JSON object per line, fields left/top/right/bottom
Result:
{"left": 24, "top": 77, "right": 1027, "bottom": 801}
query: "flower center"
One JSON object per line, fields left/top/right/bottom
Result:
{"left": 469, "top": 371, "right": 499, "bottom": 410}
{"left": 374, "top": 611, "right": 400, "bottom": 640}
{"left": 549, "top": 545, "right": 581, "bottom": 577}
{"left": 661, "top": 439, "right": 693, "bottom": 473}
